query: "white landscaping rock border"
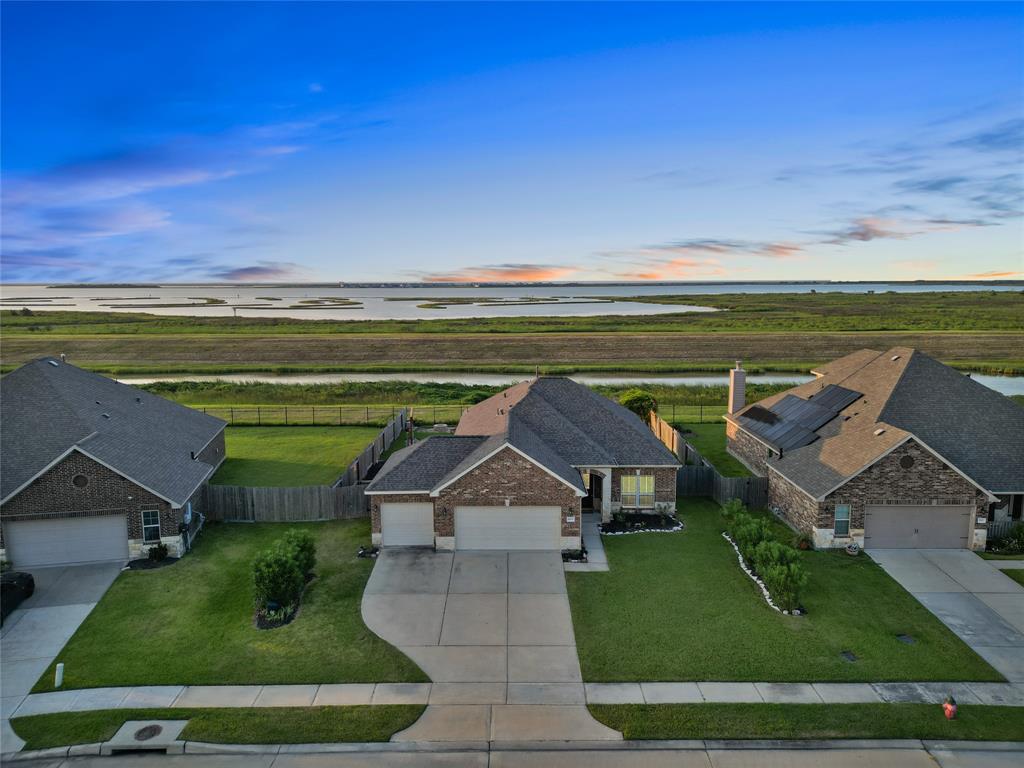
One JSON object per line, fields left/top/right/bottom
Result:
{"left": 722, "top": 531, "right": 801, "bottom": 616}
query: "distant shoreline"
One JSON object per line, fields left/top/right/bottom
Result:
{"left": 0, "top": 280, "right": 1019, "bottom": 289}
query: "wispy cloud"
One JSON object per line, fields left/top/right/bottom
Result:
{"left": 210, "top": 261, "right": 306, "bottom": 281}
{"left": 950, "top": 118, "right": 1024, "bottom": 153}
{"left": 415, "top": 263, "right": 579, "bottom": 283}
{"left": 959, "top": 269, "right": 1024, "bottom": 279}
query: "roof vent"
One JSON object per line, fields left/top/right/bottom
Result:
{"left": 873, "top": 428, "right": 885, "bottom": 436}
{"left": 891, "top": 355, "right": 900, "bottom": 361}
{"left": 47, "top": 360, "right": 59, "bottom": 367}
{"left": 101, "top": 413, "right": 111, "bottom": 419}
{"left": 135, "top": 396, "right": 142, "bottom": 403}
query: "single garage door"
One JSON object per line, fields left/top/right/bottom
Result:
{"left": 380, "top": 503, "right": 434, "bottom": 547}
{"left": 864, "top": 504, "right": 972, "bottom": 549}
{"left": 455, "top": 505, "right": 561, "bottom": 550}
{"left": 4, "top": 514, "right": 128, "bottom": 567}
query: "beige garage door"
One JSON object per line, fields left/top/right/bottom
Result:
{"left": 380, "top": 503, "right": 434, "bottom": 547}
{"left": 864, "top": 505, "right": 972, "bottom": 549}
{"left": 4, "top": 515, "right": 128, "bottom": 567}
{"left": 455, "top": 505, "right": 561, "bottom": 550}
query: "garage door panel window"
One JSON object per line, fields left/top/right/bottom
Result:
{"left": 621, "top": 474, "right": 654, "bottom": 510}
{"left": 141, "top": 510, "right": 161, "bottom": 543}
{"left": 834, "top": 504, "right": 851, "bottom": 537}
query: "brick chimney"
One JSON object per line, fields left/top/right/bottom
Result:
{"left": 728, "top": 360, "right": 746, "bottom": 414}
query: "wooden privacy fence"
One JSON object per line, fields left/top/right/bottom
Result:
{"left": 335, "top": 409, "right": 408, "bottom": 487}
{"left": 202, "top": 484, "right": 367, "bottom": 522}
{"left": 649, "top": 412, "right": 768, "bottom": 508}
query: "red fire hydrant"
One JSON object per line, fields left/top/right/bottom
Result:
{"left": 943, "top": 695, "right": 957, "bottom": 720}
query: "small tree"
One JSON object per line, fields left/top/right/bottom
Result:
{"left": 619, "top": 389, "right": 658, "bottom": 424}
{"left": 284, "top": 528, "right": 317, "bottom": 577}
{"left": 761, "top": 561, "right": 809, "bottom": 611}
{"left": 253, "top": 542, "right": 304, "bottom": 610}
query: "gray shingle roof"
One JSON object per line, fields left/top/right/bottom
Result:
{"left": 735, "top": 348, "right": 1024, "bottom": 498}
{"left": 1, "top": 358, "right": 226, "bottom": 505}
{"left": 366, "top": 436, "right": 490, "bottom": 493}
{"left": 368, "top": 377, "right": 677, "bottom": 494}
{"left": 879, "top": 352, "right": 1024, "bottom": 493}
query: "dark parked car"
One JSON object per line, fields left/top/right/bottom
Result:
{"left": 1, "top": 571, "right": 35, "bottom": 624}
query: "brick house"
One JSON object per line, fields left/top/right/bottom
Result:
{"left": 1, "top": 358, "right": 226, "bottom": 566}
{"left": 366, "top": 377, "right": 680, "bottom": 550}
{"left": 724, "top": 349, "right": 1024, "bottom": 550}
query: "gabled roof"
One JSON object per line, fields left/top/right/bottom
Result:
{"left": 366, "top": 377, "right": 677, "bottom": 495}
{"left": 456, "top": 377, "right": 680, "bottom": 466}
{"left": 729, "top": 348, "right": 1024, "bottom": 498}
{"left": 1, "top": 358, "right": 226, "bottom": 506}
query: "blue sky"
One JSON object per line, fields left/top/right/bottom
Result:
{"left": 2, "top": 1, "right": 1022, "bottom": 283}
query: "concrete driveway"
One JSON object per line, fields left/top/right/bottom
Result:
{"left": 1, "top": 562, "right": 122, "bottom": 751}
{"left": 869, "top": 549, "right": 1024, "bottom": 681}
{"left": 361, "top": 549, "right": 619, "bottom": 742}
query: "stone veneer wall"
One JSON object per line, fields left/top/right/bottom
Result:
{"left": 610, "top": 466, "right": 677, "bottom": 513}
{"left": 437, "top": 447, "right": 582, "bottom": 546}
{"left": 725, "top": 421, "right": 770, "bottom": 476}
{"left": 768, "top": 439, "right": 988, "bottom": 549}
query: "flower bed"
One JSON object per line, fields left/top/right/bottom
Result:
{"left": 253, "top": 529, "right": 317, "bottom": 631}
{"left": 722, "top": 500, "right": 807, "bottom": 614}
{"left": 601, "top": 512, "right": 684, "bottom": 535}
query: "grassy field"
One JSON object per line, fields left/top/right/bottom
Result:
{"left": 11, "top": 706, "right": 425, "bottom": 750}
{"left": 210, "top": 426, "right": 380, "bottom": 486}
{"left": 2, "top": 292, "right": 1022, "bottom": 375}
{"left": 566, "top": 498, "right": 1002, "bottom": 682}
{"left": 33, "top": 519, "right": 426, "bottom": 692}
{"left": 588, "top": 703, "right": 1024, "bottom": 741}
{"left": 673, "top": 422, "right": 751, "bottom": 476}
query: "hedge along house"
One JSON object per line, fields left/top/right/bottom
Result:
{"left": 724, "top": 349, "right": 1024, "bottom": 550}
{"left": 365, "top": 377, "right": 680, "bottom": 550}
{"left": 1, "top": 358, "right": 226, "bottom": 567}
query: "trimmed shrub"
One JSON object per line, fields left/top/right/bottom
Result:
{"left": 992, "top": 522, "right": 1024, "bottom": 555}
{"left": 761, "top": 561, "right": 809, "bottom": 611}
{"left": 253, "top": 542, "right": 304, "bottom": 610}
{"left": 284, "top": 528, "right": 317, "bottom": 577}
{"left": 751, "top": 540, "right": 800, "bottom": 576}
{"left": 729, "top": 514, "right": 773, "bottom": 562}
{"left": 722, "top": 498, "right": 745, "bottom": 518}
{"left": 147, "top": 542, "right": 169, "bottom": 562}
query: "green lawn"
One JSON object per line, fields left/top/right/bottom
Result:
{"left": 11, "top": 706, "right": 424, "bottom": 750}
{"left": 979, "top": 551, "right": 1024, "bottom": 560}
{"left": 589, "top": 704, "right": 1024, "bottom": 741}
{"left": 566, "top": 498, "right": 1002, "bottom": 682}
{"left": 211, "top": 426, "right": 381, "bottom": 486}
{"left": 33, "top": 519, "right": 426, "bottom": 692}
{"left": 672, "top": 422, "right": 752, "bottom": 477}
{"left": 1001, "top": 569, "right": 1024, "bottom": 587}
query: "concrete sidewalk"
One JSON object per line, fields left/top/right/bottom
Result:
{"left": 13, "top": 679, "right": 1024, "bottom": 719}
{"left": 564, "top": 513, "right": 609, "bottom": 573}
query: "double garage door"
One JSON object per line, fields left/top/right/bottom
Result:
{"left": 864, "top": 504, "right": 972, "bottom": 549}
{"left": 4, "top": 515, "right": 129, "bottom": 567}
{"left": 379, "top": 503, "right": 561, "bottom": 549}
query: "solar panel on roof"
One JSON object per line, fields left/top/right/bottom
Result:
{"left": 737, "top": 384, "right": 862, "bottom": 453}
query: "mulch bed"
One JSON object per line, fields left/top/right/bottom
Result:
{"left": 601, "top": 514, "right": 684, "bottom": 535}
{"left": 254, "top": 574, "right": 315, "bottom": 630}
{"left": 126, "top": 556, "right": 179, "bottom": 571}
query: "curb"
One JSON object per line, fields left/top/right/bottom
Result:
{"left": 6, "top": 738, "right": 1024, "bottom": 762}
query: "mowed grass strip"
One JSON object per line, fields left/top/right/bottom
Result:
{"left": 33, "top": 520, "right": 427, "bottom": 691}
{"left": 11, "top": 706, "right": 425, "bottom": 750}
{"left": 589, "top": 703, "right": 1024, "bottom": 741}
{"left": 673, "top": 422, "right": 751, "bottom": 476}
{"left": 566, "top": 499, "right": 1002, "bottom": 682}
{"left": 211, "top": 426, "right": 380, "bottom": 486}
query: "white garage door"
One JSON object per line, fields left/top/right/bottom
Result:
{"left": 4, "top": 515, "right": 128, "bottom": 567}
{"left": 455, "top": 506, "right": 561, "bottom": 550}
{"left": 381, "top": 503, "right": 434, "bottom": 547}
{"left": 864, "top": 505, "right": 972, "bottom": 549}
